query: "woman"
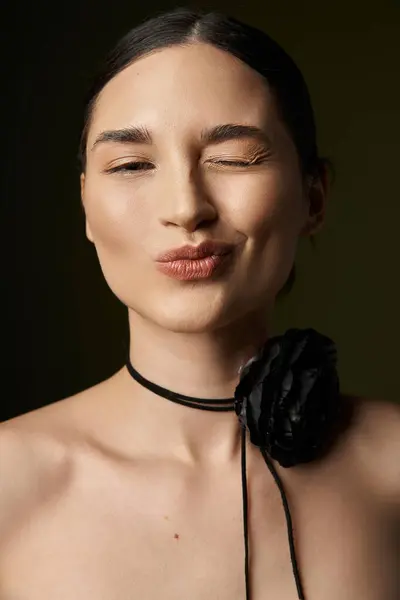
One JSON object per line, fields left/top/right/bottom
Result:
{"left": 0, "top": 7, "right": 399, "bottom": 600}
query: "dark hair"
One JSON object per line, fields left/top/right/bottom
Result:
{"left": 78, "top": 6, "right": 331, "bottom": 297}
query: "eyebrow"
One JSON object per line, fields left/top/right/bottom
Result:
{"left": 90, "top": 123, "right": 271, "bottom": 151}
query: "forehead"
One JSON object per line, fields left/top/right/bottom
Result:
{"left": 88, "top": 43, "right": 281, "bottom": 147}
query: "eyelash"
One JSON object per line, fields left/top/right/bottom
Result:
{"left": 106, "top": 158, "right": 264, "bottom": 174}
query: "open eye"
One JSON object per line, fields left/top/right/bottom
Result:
{"left": 106, "top": 161, "right": 153, "bottom": 173}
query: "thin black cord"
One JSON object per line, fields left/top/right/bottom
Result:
{"left": 125, "top": 358, "right": 305, "bottom": 599}
{"left": 260, "top": 447, "right": 305, "bottom": 599}
{"left": 241, "top": 425, "right": 250, "bottom": 600}
{"left": 126, "top": 360, "right": 234, "bottom": 410}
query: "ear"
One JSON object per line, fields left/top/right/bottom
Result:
{"left": 300, "top": 164, "right": 329, "bottom": 237}
{"left": 80, "top": 173, "right": 94, "bottom": 243}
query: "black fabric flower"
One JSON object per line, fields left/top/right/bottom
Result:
{"left": 234, "top": 328, "right": 350, "bottom": 468}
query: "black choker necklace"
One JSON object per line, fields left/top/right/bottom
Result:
{"left": 126, "top": 328, "right": 349, "bottom": 600}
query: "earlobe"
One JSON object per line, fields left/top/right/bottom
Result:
{"left": 80, "top": 172, "right": 85, "bottom": 202}
{"left": 301, "top": 213, "right": 325, "bottom": 237}
{"left": 301, "top": 173, "right": 328, "bottom": 237}
{"left": 85, "top": 221, "right": 94, "bottom": 243}
{"left": 80, "top": 173, "right": 94, "bottom": 243}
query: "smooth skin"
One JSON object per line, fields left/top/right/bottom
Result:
{"left": 0, "top": 43, "right": 399, "bottom": 600}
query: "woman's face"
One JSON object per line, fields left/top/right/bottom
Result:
{"left": 81, "top": 42, "right": 324, "bottom": 332}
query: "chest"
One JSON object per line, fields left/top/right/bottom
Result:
{"left": 0, "top": 454, "right": 396, "bottom": 600}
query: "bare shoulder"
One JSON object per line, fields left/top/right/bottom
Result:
{"left": 346, "top": 395, "right": 400, "bottom": 509}
{"left": 0, "top": 418, "right": 69, "bottom": 544}
{"left": 0, "top": 373, "right": 121, "bottom": 542}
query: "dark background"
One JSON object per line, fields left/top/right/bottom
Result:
{"left": 3, "top": 1, "right": 400, "bottom": 422}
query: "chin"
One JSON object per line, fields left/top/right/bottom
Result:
{"left": 137, "top": 293, "right": 240, "bottom": 334}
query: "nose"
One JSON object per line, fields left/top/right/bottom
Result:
{"left": 158, "top": 168, "right": 218, "bottom": 233}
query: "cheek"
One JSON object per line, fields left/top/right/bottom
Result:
{"left": 83, "top": 180, "right": 155, "bottom": 307}
{"left": 228, "top": 168, "right": 304, "bottom": 241}
{"left": 84, "top": 178, "right": 148, "bottom": 254}
{"left": 231, "top": 169, "right": 304, "bottom": 295}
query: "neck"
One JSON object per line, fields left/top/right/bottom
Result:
{"left": 119, "top": 308, "right": 271, "bottom": 465}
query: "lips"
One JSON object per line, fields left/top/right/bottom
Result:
{"left": 155, "top": 253, "right": 233, "bottom": 281}
{"left": 155, "top": 240, "right": 234, "bottom": 262}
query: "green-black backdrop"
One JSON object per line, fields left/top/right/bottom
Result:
{"left": 4, "top": 0, "right": 399, "bottom": 421}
